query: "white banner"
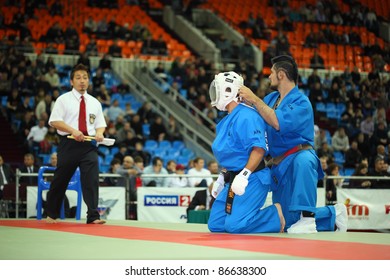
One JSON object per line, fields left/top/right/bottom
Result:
{"left": 337, "top": 188, "right": 390, "bottom": 230}
{"left": 137, "top": 187, "right": 205, "bottom": 223}
{"left": 138, "top": 187, "right": 326, "bottom": 223}
{"left": 27, "top": 186, "right": 126, "bottom": 220}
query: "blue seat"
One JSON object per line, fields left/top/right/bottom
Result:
{"left": 315, "top": 102, "right": 326, "bottom": 113}
{"left": 343, "top": 168, "right": 355, "bottom": 176}
{"left": 181, "top": 148, "right": 195, "bottom": 158}
{"left": 153, "top": 147, "right": 168, "bottom": 157}
{"left": 142, "top": 124, "right": 151, "bottom": 138}
{"left": 158, "top": 140, "right": 171, "bottom": 150}
{"left": 336, "top": 103, "right": 346, "bottom": 114}
{"left": 176, "top": 155, "right": 190, "bottom": 166}
{"left": 111, "top": 93, "right": 122, "bottom": 102}
{"left": 123, "top": 93, "right": 136, "bottom": 102}
{"left": 172, "top": 140, "right": 185, "bottom": 149}
{"left": 333, "top": 151, "right": 345, "bottom": 165}
{"left": 37, "top": 166, "right": 82, "bottom": 220}
{"left": 145, "top": 140, "right": 158, "bottom": 149}
{"left": 166, "top": 148, "right": 180, "bottom": 158}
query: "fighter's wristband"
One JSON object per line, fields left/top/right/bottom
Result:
{"left": 239, "top": 168, "right": 252, "bottom": 179}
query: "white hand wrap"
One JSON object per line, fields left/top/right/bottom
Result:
{"left": 211, "top": 173, "right": 225, "bottom": 198}
{"left": 231, "top": 168, "right": 251, "bottom": 196}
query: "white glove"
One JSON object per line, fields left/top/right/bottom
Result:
{"left": 211, "top": 173, "right": 225, "bottom": 198}
{"left": 231, "top": 168, "right": 251, "bottom": 196}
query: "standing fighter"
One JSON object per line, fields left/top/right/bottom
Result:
{"left": 239, "top": 55, "right": 348, "bottom": 233}
{"left": 46, "top": 64, "right": 107, "bottom": 224}
{"left": 207, "top": 71, "right": 285, "bottom": 233}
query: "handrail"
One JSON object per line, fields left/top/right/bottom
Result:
{"left": 13, "top": 170, "right": 390, "bottom": 219}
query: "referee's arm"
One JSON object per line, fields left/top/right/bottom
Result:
{"left": 50, "top": 121, "right": 78, "bottom": 135}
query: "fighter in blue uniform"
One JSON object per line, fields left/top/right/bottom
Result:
{"left": 207, "top": 71, "right": 285, "bottom": 233}
{"left": 239, "top": 55, "right": 348, "bottom": 233}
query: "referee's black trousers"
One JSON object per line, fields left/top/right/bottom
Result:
{"left": 46, "top": 136, "right": 100, "bottom": 223}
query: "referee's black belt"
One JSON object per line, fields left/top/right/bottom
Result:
{"left": 224, "top": 160, "right": 266, "bottom": 214}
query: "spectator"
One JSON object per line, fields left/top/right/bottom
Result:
{"left": 84, "top": 16, "right": 97, "bottom": 34}
{"left": 331, "top": 127, "right": 349, "bottom": 153}
{"left": 113, "top": 143, "right": 128, "bottom": 164}
{"left": 370, "top": 121, "right": 388, "bottom": 147}
{"left": 35, "top": 93, "right": 54, "bottom": 120}
{"left": 187, "top": 157, "right": 213, "bottom": 188}
{"left": 108, "top": 39, "right": 122, "bottom": 58}
{"left": 98, "top": 54, "right": 112, "bottom": 71}
{"left": 325, "top": 163, "right": 343, "bottom": 205}
{"left": 207, "top": 160, "right": 219, "bottom": 176}
{"left": 356, "top": 132, "right": 371, "bottom": 160}
{"left": 116, "top": 155, "right": 138, "bottom": 187}
{"left": 317, "top": 156, "right": 328, "bottom": 188}
{"left": 104, "top": 99, "right": 125, "bottom": 122}
{"left": 166, "top": 160, "right": 177, "bottom": 174}
{"left": 77, "top": 52, "right": 91, "bottom": 70}
{"left": 150, "top": 115, "right": 167, "bottom": 141}
{"left": 130, "top": 114, "right": 143, "bottom": 137}
{"left": 314, "top": 129, "right": 329, "bottom": 151}
{"left": 6, "top": 88, "right": 22, "bottom": 121}
{"left": 360, "top": 114, "right": 375, "bottom": 138}
{"left": 347, "top": 163, "right": 372, "bottom": 188}
{"left": 26, "top": 119, "right": 48, "bottom": 154}
{"left": 317, "top": 142, "right": 334, "bottom": 163}
{"left": 166, "top": 164, "right": 190, "bottom": 188}
{"left": 369, "top": 144, "right": 387, "bottom": 172}
{"left": 186, "top": 182, "right": 214, "bottom": 217}
{"left": 344, "top": 140, "right": 363, "bottom": 169}
{"left": 142, "top": 156, "right": 168, "bottom": 187}
{"left": 116, "top": 121, "right": 135, "bottom": 145}
{"left": 85, "top": 38, "right": 98, "bottom": 56}
{"left": 137, "top": 101, "right": 155, "bottom": 124}
{"left": 0, "top": 155, "right": 15, "bottom": 199}
{"left": 310, "top": 49, "right": 325, "bottom": 69}
{"left": 368, "top": 157, "right": 388, "bottom": 188}
{"left": 130, "top": 141, "right": 151, "bottom": 166}
{"left": 19, "top": 153, "right": 39, "bottom": 185}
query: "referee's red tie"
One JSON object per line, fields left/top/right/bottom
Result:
{"left": 79, "top": 95, "right": 88, "bottom": 135}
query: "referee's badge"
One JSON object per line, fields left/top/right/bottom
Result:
{"left": 89, "top": 113, "right": 96, "bottom": 124}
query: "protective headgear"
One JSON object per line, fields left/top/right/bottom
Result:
{"left": 209, "top": 71, "right": 243, "bottom": 111}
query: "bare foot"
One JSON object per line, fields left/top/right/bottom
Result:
{"left": 89, "top": 219, "right": 106, "bottom": 224}
{"left": 275, "top": 203, "right": 285, "bottom": 233}
{"left": 46, "top": 217, "right": 57, "bottom": 224}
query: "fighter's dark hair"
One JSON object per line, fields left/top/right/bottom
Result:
{"left": 271, "top": 55, "right": 298, "bottom": 84}
{"left": 70, "top": 63, "right": 91, "bottom": 80}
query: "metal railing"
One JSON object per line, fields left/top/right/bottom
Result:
{"left": 10, "top": 170, "right": 390, "bottom": 219}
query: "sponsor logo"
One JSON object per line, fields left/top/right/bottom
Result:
{"left": 144, "top": 195, "right": 191, "bottom": 207}
{"left": 345, "top": 198, "right": 369, "bottom": 220}
{"left": 97, "top": 198, "right": 118, "bottom": 219}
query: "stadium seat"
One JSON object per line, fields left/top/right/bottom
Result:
{"left": 166, "top": 148, "right": 180, "bottom": 158}
{"left": 172, "top": 140, "right": 185, "bottom": 150}
{"left": 158, "top": 140, "right": 171, "bottom": 150}
{"left": 36, "top": 166, "right": 82, "bottom": 220}
{"left": 144, "top": 140, "right": 158, "bottom": 150}
{"left": 333, "top": 151, "right": 345, "bottom": 166}
{"left": 181, "top": 148, "right": 195, "bottom": 158}
{"left": 142, "top": 124, "right": 151, "bottom": 138}
{"left": 176, "top": 155, "right": 190, "bottom": 166}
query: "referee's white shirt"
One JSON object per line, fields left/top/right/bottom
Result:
{"left": 49, "top": 88, "right": 107, "bottom": 136}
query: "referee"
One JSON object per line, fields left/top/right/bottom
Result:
{"left": 46, "top": 64, "right": 107, "bottom": 224}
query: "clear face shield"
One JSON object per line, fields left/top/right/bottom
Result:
{"left": 209, "top": 71, "right": 243, "bottom": 111}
